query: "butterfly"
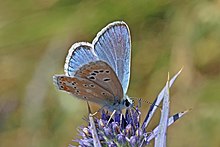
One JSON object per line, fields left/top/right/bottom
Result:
{"left": 53, "top": 21, "right": 133, "bottom": 111}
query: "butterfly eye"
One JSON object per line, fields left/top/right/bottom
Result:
{"left": 125, "top": 99, "right": 131, "bottom": 107}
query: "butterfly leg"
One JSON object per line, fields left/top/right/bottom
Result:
{"left": 107, "top": 109, "right": 116, "bottom": 126}
{"left": 86, "top": 101, "right": 98, "bottom": 116}
{"left": 87, "top": 102, "right": 109, "bottom": 117}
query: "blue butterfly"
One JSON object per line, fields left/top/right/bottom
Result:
{"left": 53, "top": 21, "right": 133, "bottom": 111}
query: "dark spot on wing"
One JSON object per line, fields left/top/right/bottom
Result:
{"left": 89, "top": 76, "right": 95, "bottom": 80}
{"left": 83, "top": 84, "right": 88, "bottom": 87}
{"left": 103, "top": 78, "right": 111, "bottom": 82}
{"left": 91, "top": 73, "right": 96, "bottom": 76}
{"left": 90, "top": 84, "right": 95, "bottom": 88}
{"left": 94, "top": 70, "right": 99, "bottom": 73}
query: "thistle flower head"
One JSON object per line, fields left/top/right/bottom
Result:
{"left": 74, "top": 108, "right": 147, "bottom": 146}
{"left": 70, "top": 69, "right": 189, "bottom": 147}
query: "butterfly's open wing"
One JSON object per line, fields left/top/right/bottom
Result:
{"left": 64, "top": 42, "right": 98, "bottom": 76}
{"left": 75, "top": 61, "right": 123, "bottom": 102}
{"left": 92, "top": 21, "right": 131, "bottom": 94}
{"left": 53, "top": 75, "right": 115, "bottom": 106}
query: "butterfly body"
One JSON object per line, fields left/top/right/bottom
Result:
{"left": 53, "top": 21, "right": 133, "bottom": 111}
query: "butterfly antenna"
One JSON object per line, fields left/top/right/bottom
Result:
{"left": 130, "top": 97, "right": 142, "bottom": 107}
{"left": 143, "top": 99, "right": 162, "bottom": 110}
{"left": 130, "top": 97, "right": 162, "bottom": 109}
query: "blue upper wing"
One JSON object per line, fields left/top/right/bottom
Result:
{"left": 92, "top": 21, "right": 131, "bottom": 94}
{"left": 64, "top": 42, "right": 98, "bottom": 76}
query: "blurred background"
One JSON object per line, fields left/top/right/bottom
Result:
{"left": 1, "top": 0, "right": 220, "bottom": 146}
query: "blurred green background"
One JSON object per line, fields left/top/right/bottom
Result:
{"left": 1, "top": 0, "right": 220, "bottom": 146}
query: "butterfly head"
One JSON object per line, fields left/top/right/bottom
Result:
{"left": 105, "top": 95, "right": 133, "bottom": 111}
